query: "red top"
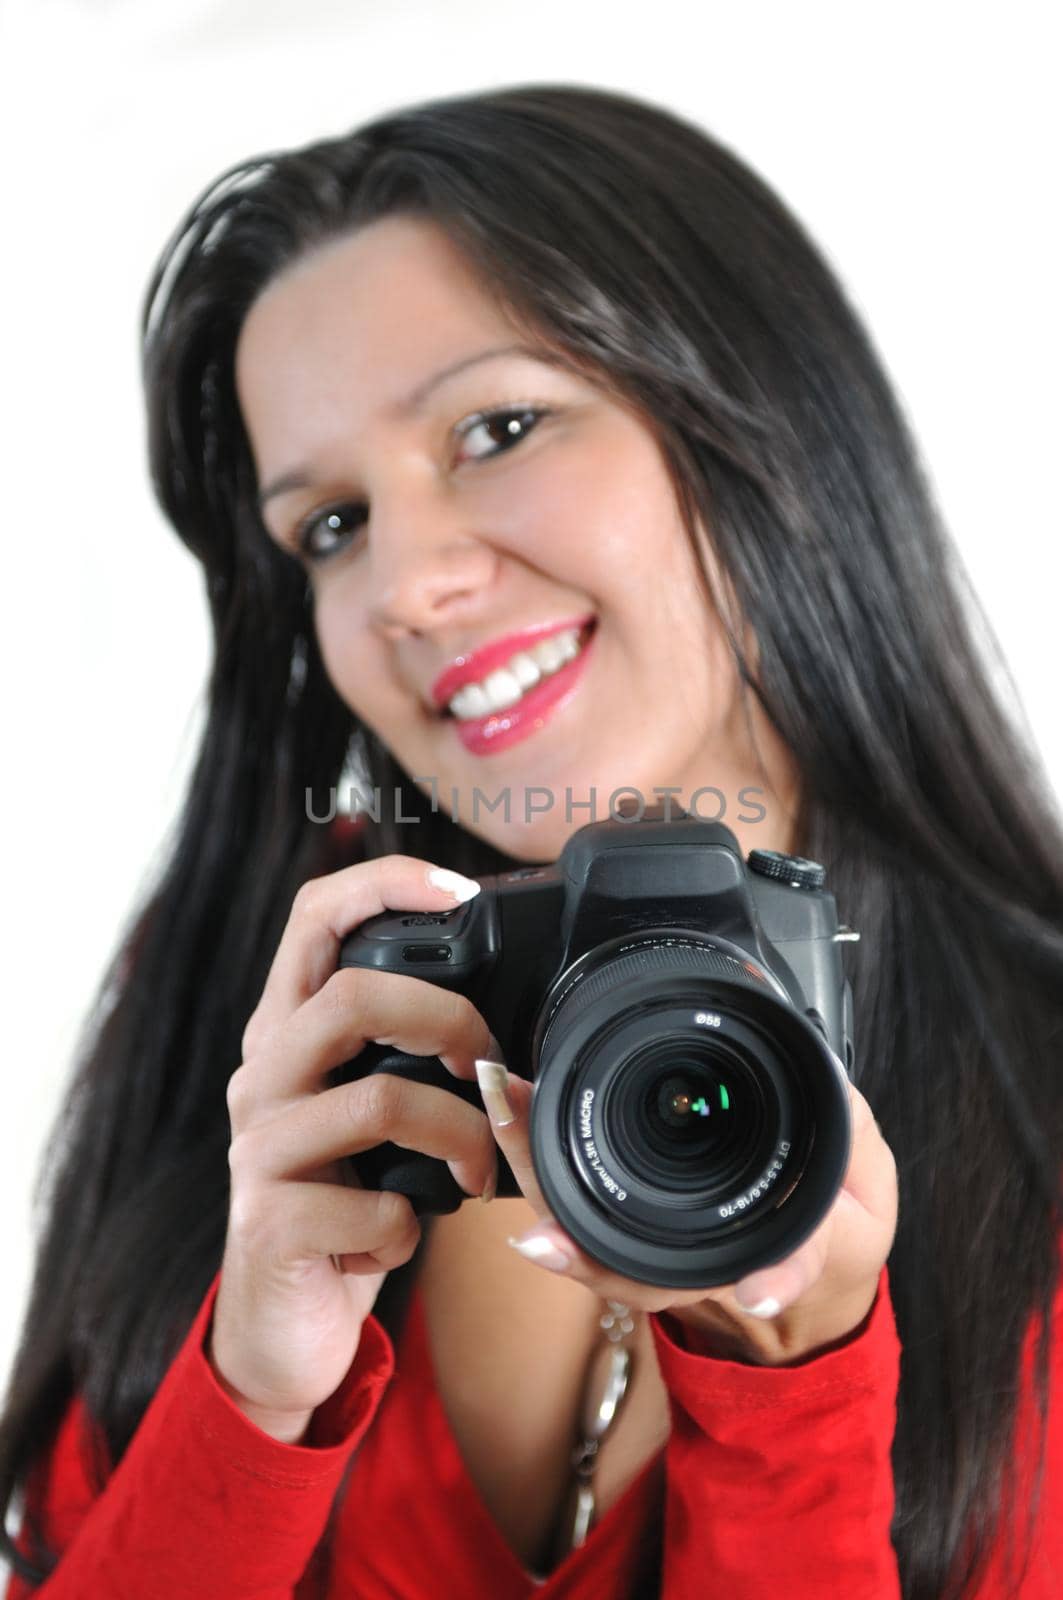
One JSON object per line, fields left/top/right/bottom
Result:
{"left": 5, "top": 1260, "right": 1062, "bottom": 1598}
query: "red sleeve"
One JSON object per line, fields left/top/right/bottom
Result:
{"left": 648, "top": 1264, "right": 904, "bottom": 1599}
{"left": 4, "top": 1271, "right": 395, "bottom": 1600}
{"left": 648, "top": 1261, "right": 1063, "bottom": 1600}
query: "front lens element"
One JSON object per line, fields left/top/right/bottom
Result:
{"left": 654, "top": 1066, "right": 727, "bottom": 1127}
{"left": 605, "top": 1034, "right": 777, "bottom": 1200}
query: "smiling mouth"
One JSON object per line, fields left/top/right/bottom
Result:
{"left": 436, "top": 618, "right": 598, "bottom": 721}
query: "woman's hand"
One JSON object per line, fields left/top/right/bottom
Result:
{"left": 475, "top": 1059, "right": 899, "bottom": 1365}
{"left": 209, "top": 856, "right": 497, "bottom": 1440}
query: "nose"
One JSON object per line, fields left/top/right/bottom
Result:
{"left": 364, "top": 480, "right": 500, "bottom": 640}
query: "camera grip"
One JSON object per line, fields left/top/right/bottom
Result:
{"left": 327, "top": 1043, "right": 519, "bottom": 1216}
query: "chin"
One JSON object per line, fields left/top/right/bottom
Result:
{"left": 491, "top": 812, "right": 596, "bottom": 865}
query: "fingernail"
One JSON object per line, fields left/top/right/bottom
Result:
{"left": 507, "top": 1229, "right": 572, "bottom": 1274}
{"left": 480, "top": 1158, "right": 498, "bottom": 1205}
{"left": 734, "top": 1276, "right": 784, "bottom": 1318}
{"left": 426, "top": 866, "right": 481, "bottom": 902}
{"left": 474, "top": 1058, "right": 516, "bottom": 1127}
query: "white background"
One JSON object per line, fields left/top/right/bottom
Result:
{"left": 1, "top": 0, "right": 1059, "bottom": 1443}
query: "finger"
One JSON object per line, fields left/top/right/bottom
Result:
{"left": 501, "top": 1208, "right": 713, "bottom": 1313}
{"left": 242, "top": 856, "right": 482, "bottom": 1055}
{"left": 473, "top": 1062, "right": 550, "bottom": 1216}
{"left": 231, "top": 1072, "right": 497, "bottom": 1201}
{"left": 231, "top": 966, "right": 496, "bottom": 1118}
{"left": 237, "top": 1177, "right": 422, "bottom": 1274}
{"left": 728, "top": 1078, "right": 896, "bottom": 1318}
{"left": 838, "top": 1077, "right": 899, "bottom": 1231}
{"left": 730, "top": 1205, "right": 835, "bottom": 1318}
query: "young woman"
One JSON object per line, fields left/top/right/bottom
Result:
{"left": 2, "top": 83, "right": 1061, "bottom": 1600}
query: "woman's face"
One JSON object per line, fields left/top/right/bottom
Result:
{"left": 236, "top": 215, "right": 799, "bottom": 862}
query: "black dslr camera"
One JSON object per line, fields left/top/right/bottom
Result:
{"left": 335, "top": 802, "right": 855, "bottom": 1289}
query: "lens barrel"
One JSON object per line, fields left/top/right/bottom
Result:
{"left": 529, "top": 936, "right": 851, "bottom": 1289}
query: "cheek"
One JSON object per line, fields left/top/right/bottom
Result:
{"left": 310, "top": 587, "right": 389, "bottom": 710}
{"left": 490, "top": 424, "right": 688, "bottom": 590}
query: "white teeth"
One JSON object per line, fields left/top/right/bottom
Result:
{"left": 509, "top": 651, "right": 541, "bottom": 689}
{"left": 480, "top": 667, "right": 523, "bottom": 710}
{"left": 534, "top": 637, "right": 566, "bottom": 673}
{"left": 448, "top": 681, "right": 492, "bottom": 721}
{"left": 447, "top": 625, "right": 588, "bottom": 720}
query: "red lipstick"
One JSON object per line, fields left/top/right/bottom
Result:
{"left": 447, "top": 618, "right": 598, "bottom": 757}
{"left": 430, "top": 614, "right": 595, "bottom": 712}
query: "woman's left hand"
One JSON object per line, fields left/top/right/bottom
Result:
{"left": 474, "top": 1058, "right": 898, "bottom": 1365}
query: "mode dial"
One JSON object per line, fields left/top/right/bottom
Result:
{"left": 747, "top": 849, "right": 827, "bottom": 891}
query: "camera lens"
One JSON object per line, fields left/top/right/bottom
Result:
{"left": 529, "top": 933, "right": 852, "bottom": 1289}
{"left": 606, "top": 1035, "right": 774, "bottom": 1199}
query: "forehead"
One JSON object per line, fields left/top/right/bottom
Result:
{"left": 234, "top": 216, "right": 523, "bottom": 445}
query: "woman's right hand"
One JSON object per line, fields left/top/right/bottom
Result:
{"left": 207, "top": 855, "right": 498, "bottom": 1441}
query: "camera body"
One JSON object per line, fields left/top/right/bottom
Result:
{"left": 336, "top": 802, "right": 855, "bottom": 1289}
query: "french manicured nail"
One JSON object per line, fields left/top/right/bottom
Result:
{"left": 734, "top": 1278, "right": 783, "bottom": 1318}
{"left": 426, "top": 866, "right": 482, "bottom": 902}
{"left": 480, "top": 1157, "right": 498, "bottom": 1205}
{"left": 474, "top": 1058, "right": 516, "bottom": 1127}
{"left": 507, "top": 1229, "right": 573, "bottom": 1274}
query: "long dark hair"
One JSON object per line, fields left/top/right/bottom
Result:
{"left": 3, "top": 83, "right": 1061, "bottom": 1599}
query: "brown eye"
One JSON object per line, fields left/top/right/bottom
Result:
{"left": 455, "top": 404, "right": 549, "bottom": 462}
{"left": 293, "top": 502, "right": 367, "bottom": 563}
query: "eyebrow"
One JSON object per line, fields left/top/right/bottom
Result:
{"left": 256, "top": 342, "right": 561, "bottom": 510}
